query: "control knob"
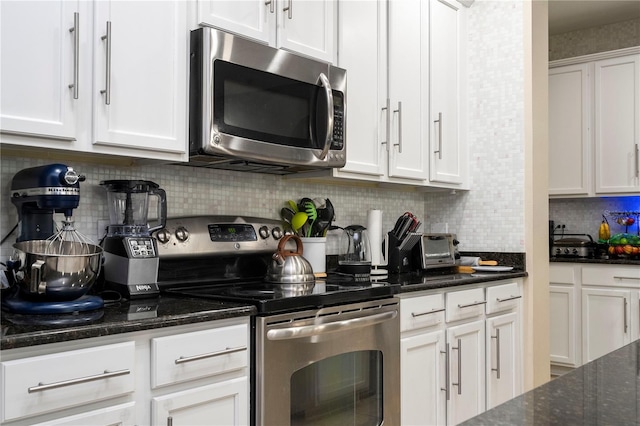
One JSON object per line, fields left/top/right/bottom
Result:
{"left": 271, "top": 226, "right": 283, "bottom": 240}
{"left": 156, "top": 228, "right": 171, "bottom": 244}
{"left": 259, "top": 226, "right": 270, "bottom": 239}
{"left": 175, "top": 226, "right": 189, "bottom": 242}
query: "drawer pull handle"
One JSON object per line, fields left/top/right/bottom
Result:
{"left": 175, "top": 346, "right": 247, "bottom": 364}
{"left": 614, "top": 276, "right": 640, "bottom": 281}
{"left": 28, "top": 369, "right": 130, "bottom": 393}
{"left": 458, "top": 300, "right": 487, "bottom": 309}
{"left": 496, "top": 295, "right": 522, "bottom": 303}
{"left": 412, "top": 307, "right": 445, "bottom": 317}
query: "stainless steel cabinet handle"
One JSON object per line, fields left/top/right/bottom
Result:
{"left": 265, "top": 0, "right": 274, "bottom": 13}
{"left": 167, "top": 417, "right": 173, "bottom": 426}
{"left": 393, "top": 102, "right": 403, "bottom": 153}
{"left": 452, "top": 338, "right": 462, "bottom": 395}
{"left": 434, "top": 112, "right": 443, "bottom": 159}
{"left": 28, "top": 369, "right": 130, "bottom": 393}
{"left": 175, "top": 346, "right": 246, "bottom": 364}
{"left": 441, "top": 343, "right": 450, "bottom": 400}
{"left": 491, "top": 328, "right": 501, "bottom": 379}
{"left": 316, "top": 73, "right": 333, "bottom": 160}
{"left": 100, "top": 21, "right": 112, "bottom": 105}
{"left": 624, "top": 298, "right": 628, "bottom": 333}
{"left": 496, "top": 295, "right": 522, "bottom": 303}
{"left": 68, "top": 12, "right": 79, "bottom": 99}
{"left": 458, "top": 300, "right": 487, "bottom": 309}
{"left": 411, "top": 307, "right": 445, "bottom": 317}
{"left": 381, "top": 98, "right": 391, "bottom": 150}
{"left": 636, "top": 143, "right": 639, "bottom": 178}
{"left": 283, "top": 0, "right": 292, "bottom": 19}
{"left": 267, "top": 310, "right": 397, "bottom": 340}
{"left": 614, "top": 276, "right": 640, "bottom": 281}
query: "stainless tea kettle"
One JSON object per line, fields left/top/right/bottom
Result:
{"left": 266, "top": 235, "right": 315, "bottom": 284}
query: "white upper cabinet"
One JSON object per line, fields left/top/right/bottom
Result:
{"left": 335, "top": 0, "right": 387, "bottom": 177}
{"left": 387, "top": 0, "right": 429, "bottom": 180}
{"left": 594, "top": 54, "right": 640, "bottom": 194}
{"left": 333, "top": 0, "right": 468, "bottom": 188}
{"left": 0, "top": 1, "right": 84, "bottom": 148}
{"left": 91, "top": 1, "right": 188, "bottom": 157}
{"left": 548, "top": 49, "right": 640, "bottom": 197}
{"left": 548, "top": 64, "right": 592, "bottom": 196}
{"left": 429, "top": 0, "right": 467, "bottom": 186}
{"left": 0, "top": 0, "right": 189, "bottom": 162}
{"left": 197, "top": 0, "right": 335, "bottom": 63}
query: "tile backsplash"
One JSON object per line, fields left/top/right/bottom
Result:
{"left": 0, "top": 0, "right": 532, "bottom": 261}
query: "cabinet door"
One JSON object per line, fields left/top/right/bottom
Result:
{"left": 594, "top": 54, "right": 640, "bottom": 193}
{"left": 446, "top": 320, "right": 485, "bottom": 426}
{"left": 277, "top": 0, "right": 335, "bottom": 63}
{"left": 336, "top": 0, "right": 387, "bottom": 177}
{"left": 0, "top": 1, "right": 84, "bottom": 146}
{"left": 548, "top": 64, "right": 592, "bottom": 196}
{"left": 582, "top": 287, "right": 632, "bottom": 363}
{"left": 549, "top": 285, "right": 579, "bottom": 366}
{"left": 152, "top": 377, "right": 248, "bottom": 426}
{"left": 429, "top": 0, "right": 465, "bottom": 185}
{"left": 197, "top": 0, "right": 276, "bottom": 45}
{"left": 486, "top": 312, "right": 522, "bottom": 409}
{"left": 401, "top": 330, "right": 446, "bottom": 426}
{"left": 387, "top": 0, "right": 429, "bottom": 180}
{"left": 92, "top": 1, "right": 187, "bottom": 158}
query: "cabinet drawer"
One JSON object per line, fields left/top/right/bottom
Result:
{"left": 582, "top": 265, "right": 640, "bottom": 287}
{"left": 486, "top": 282, "right": 522, "bottom": 314}
{"left": 151, "top": 323, "right": 248, "bottom": 388}
{"left": 1, "top": 342, "right": 135, "bottom": 422}
{"left": 549, "top": 264, "right": 576, "bottom": 284}
{"left": 446, "top": 287, "right": 485, "bottom": 322}
{"left": 400, "top": 293, "right": 445, "bottom": 332}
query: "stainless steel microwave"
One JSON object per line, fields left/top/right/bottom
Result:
{"left": 188, "top": 28, "right": 347, "bottom": 174}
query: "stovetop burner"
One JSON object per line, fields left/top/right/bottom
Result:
{"left": 163, "top": 277, "right": 399, "bottom": 314}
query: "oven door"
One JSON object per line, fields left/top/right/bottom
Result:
{"left": 255, "top": 299, "right": 400, "bottom": 426}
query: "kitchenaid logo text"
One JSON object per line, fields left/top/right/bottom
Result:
{"left": 136, "top": 285, "right": 154, "bottom": 292}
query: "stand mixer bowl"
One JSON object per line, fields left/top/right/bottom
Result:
{"left": 11, "top": 241, "right": 103, "bottom": 301}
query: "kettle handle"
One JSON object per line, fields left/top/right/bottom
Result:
{"left": 277, "top": 235, "right": 304, "bottom": 258}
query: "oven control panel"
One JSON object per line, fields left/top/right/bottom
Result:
{"left": 154, "top": 215, "right": 285, "bottom": 258}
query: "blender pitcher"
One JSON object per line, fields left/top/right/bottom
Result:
{"left": 100, "top": 180, "right": 167, "bottom": 237}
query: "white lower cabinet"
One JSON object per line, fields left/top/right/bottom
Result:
{"left": 151, "top": 378, "right": 248, "bottom": 426}
{"left": 0, "top": 318, "right": 249, "bottom": 426}
{"left": 549, "top": 263, "right": 640, "bottom": 372}
{"left": 400, "top": 279, "right": 523, "bottom": 425}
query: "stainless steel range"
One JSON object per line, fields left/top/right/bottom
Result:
{"left": 154, "top": 216, "right": 400, "bottom": 426}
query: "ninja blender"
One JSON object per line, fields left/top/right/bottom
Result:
{"left": 100, "top": 180, "right": 167, "bottom": 299}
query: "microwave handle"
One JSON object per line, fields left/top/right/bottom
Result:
{"left": 316, "top": 73, "right": 334, "bottom": 160}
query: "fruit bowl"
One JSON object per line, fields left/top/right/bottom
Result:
{"left": 607, "top": 233, "right": 640, "bottom": 258}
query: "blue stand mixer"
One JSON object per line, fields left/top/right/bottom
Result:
{"left": 3, "top": 164, "right": 104, "bottom": 315}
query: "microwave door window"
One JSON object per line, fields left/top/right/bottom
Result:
{"left": 214, "top": 61, "right": 323, "bottom": 149}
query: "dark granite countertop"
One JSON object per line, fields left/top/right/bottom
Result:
{"left": 1, "top": 295, "right": 255, "bottom": 351}
{"left": 392, "top": 270, "right": 528, "bottom": 294}
{"left": 550, "top": 256, "right": 640, "bottom": 266}
{"left": 462, "top": 339, "right": 640, "bottom": 425}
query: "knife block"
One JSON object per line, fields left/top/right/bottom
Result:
{"left": 387, "top": 232, "right": 418, "bottom": 274}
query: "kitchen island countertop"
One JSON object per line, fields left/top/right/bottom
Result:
{"left": 462, "top": 339, "right": 640, "bottom": 425}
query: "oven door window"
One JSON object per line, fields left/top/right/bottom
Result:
{"left": 290, "top": 351, "right": 383, "bottom": 426}
{"left": 213, "top": 60, "right": 331, "bottom": 150}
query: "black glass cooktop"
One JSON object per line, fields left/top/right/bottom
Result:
{"left": 163, "top": 278, "right": 399, "bottom": 314}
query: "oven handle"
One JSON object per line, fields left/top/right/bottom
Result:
{"left": 266, "top": 310, "right": 398, "bottom": 340}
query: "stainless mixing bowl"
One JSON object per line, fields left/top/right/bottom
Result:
{"left": 12, "top": 240, "right": 103, "bottom": 301}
